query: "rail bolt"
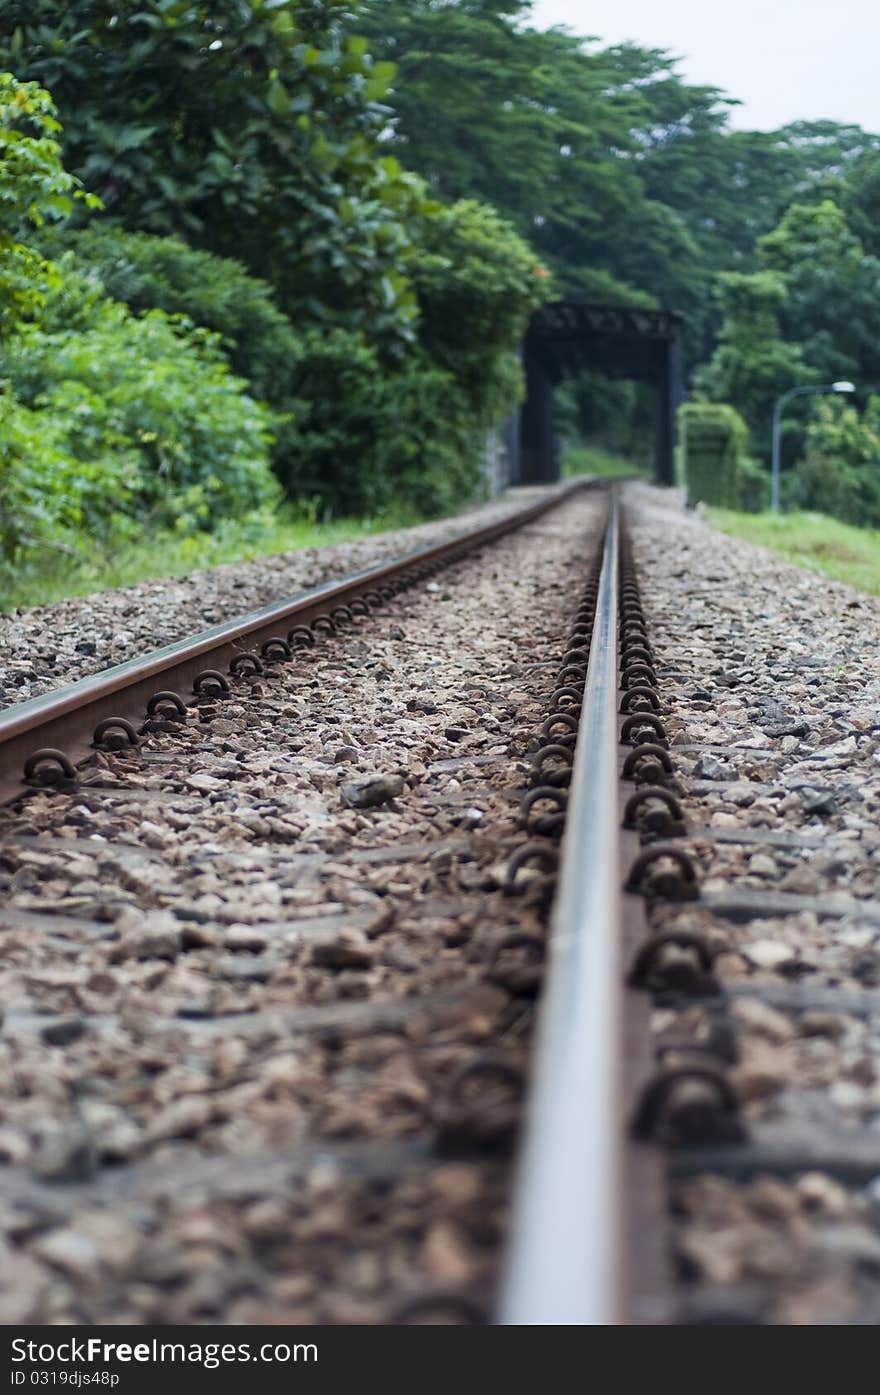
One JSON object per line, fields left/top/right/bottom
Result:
{"left": 632, "top": 1066, "right": 743, "bottom": 1146}
{"left": 193, "top": 669, "right": 230, "bottom": 699}
{"left": 22, "top": 748, "right": 77, "bottom": 787}
{"left": 145, "top": 690, "right": 187, "bottom": 720}
{"left": 625, "top": 844, "right": 699, "bottom": 902}
{"left": 260, "top": 636, "right": 292, "bottom": 662}
{"left": 93, "top": 718, "right": 139, "bottom": 752}
{"left": 620, "top": 714, "right": 668, "bottom": 748}
{"left": 622, "top": 787, "right": 686, "bottom": 837}
{"left": 622, "top": 743, "right": 674, "bottom": 786}
{"left": 620, "top": 685, "right": 662, "bottom": 714}
{"left": 628, "top": 932, "right": 717, "bottom": 995}
{"left": 229, "top": 652, "right": 264, "bottom": 677}
{"left": 489, "top": 930, "right": 545, "bottom": 995}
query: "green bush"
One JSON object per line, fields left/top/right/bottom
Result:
{"left": 0, "top": 72, "right": 98, "bottom": 333}
{"left": 0, "top": 291, "right": 278, "bottom": 538}
{"left": 37, "top": 224, "right": 301, "bottom": 404}
{"left": 409, "top": 199, "right": 549, "bottom": 427}
{"left": 279, "top": 330, "right": 483, "bottom": 517}
{"left": 42, "top": 208, "right": 543, "bottom": 521}
{"left": 679, "top": 402, "right": 752, "bottom": 508}
{"left": 0, "top": 74, "right": 279, "bottom": 564}
{"left": 735, "top": 453, "right": 770, "bottom": 512}
{"left": 0, "top": 386, "right": 139, "bottom": 562}
{"left": 1, "top": 69, "right": 545, "bottom": 548}
{"left": 1, "top": 1, "right": 428, "bottom": 349}
{"left": 788, "top": 396, "right": 880, "bottom": 524}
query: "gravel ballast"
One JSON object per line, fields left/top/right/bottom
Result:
{"left": 6, "top": 477, "right": 880, "bottom": 1324}
{"left": 0, "top": 488, "right": 565, "bottom": 712}
{"left": 0, "top": 490, "right": 605, "bottom": 1324}
{"left": 627, "top": 483, "right": 880, "bottom": 1324}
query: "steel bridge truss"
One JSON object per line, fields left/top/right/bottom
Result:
{"left": 516, "top": 302, "right": 685, "bottom": 487}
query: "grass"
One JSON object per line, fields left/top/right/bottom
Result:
{"left": 1, "top": 448, "right": 646, "bottom": 614}
{"left": 561, "top": 444, "right": 648, "bottom": 480}
{"left": 0, "top": 503, "right": 426, "bottom": 614}
{"left": 707, "top": 506, "right": 880, "bottom": 596}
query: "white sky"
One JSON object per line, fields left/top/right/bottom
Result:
{"left": 529, "top": 0, "right": 880, "bottom": 132}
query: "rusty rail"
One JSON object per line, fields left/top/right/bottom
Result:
{"left": 0, "top": 484, "right": 587, "bottom": 806}
{"left": 500, "top": 493, "right": 624, "bottom": 1323}
{"left": 500, "top": 493, "right": 671, "bottom": 1325}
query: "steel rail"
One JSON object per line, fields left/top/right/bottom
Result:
{"left": 499, "top": 492, "right": 624, "bottom": 1325}
{"left": 0, "top": 483, "right": 587, "bottom": 806}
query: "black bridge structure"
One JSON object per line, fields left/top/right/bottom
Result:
{"left": 515, "top": 302, "right": 684, "bottom": 486}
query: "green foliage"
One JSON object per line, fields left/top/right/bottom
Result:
{"left": 842, "top": 148, "right": 880, "bottom": 258}
{"left": 278, "top": 329, "right": 484, "bottom": 516}
{"left": 757, "top": 200, "right": 880, "bottom": 386}
{"left": 697, "top": 199, "right": 880, "bottom": 501}
{"left": 561, "top": 445, "right": 646, "bottom": 480}
{"left": 0, "top": 73, "right": 278, "bottom": 564}
{"left": 789, "top": 396, "right": 880, "bottom": 525}
{"left": 679, "top": 402, "right": 751, "bottom": 508}
{"left": 8, "top": 0, "right": 880, "bottom": 590}
{"left": 357, "top": 1, "right": 707, "bottom": 313}
{"left": 0, "top": 71, "right": 93, "bottom": 234}
{"left": 0, "top": 386, "right": 132, "bottom": 563}
{"left": 0, "top": 0, "right": 431, "bottom": 347}
{"left": 0, "top": 290, "right": 277, "bottom": 555}
{"left": 273, "top": 200, "right": 546, "bottom": 517}
{"left": 4, "top": 7, "right": 549, "bottom": 524}
{"left": 695, "top": 272, "right": 809, "bottom": 453}
{"left": 408, "top": 199, "right": 547, "bottom": 423}
{"left": 0, "top": 499, "right": 429, "bottom": 615}
{"left": 38, "top": 224, "right": 301, "bottom": 404}
{"left": 43, "top": 207, "right": 543, "bottom": 518}
{"left": 0, "top": 72, "right": 98, "bottom": 332}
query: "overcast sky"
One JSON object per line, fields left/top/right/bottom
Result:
{"left": 529, "top": 0, "right": 880, "bottom": 132}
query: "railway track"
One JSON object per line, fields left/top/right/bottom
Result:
{"left": 0, "top": 482, "right": 612, "bottom": 1325}
{"left": 504, "top": 487, "right": 880, "bottom": 1326}
{"left": 3, "top": 478, "right": 880, "bottom": 1325}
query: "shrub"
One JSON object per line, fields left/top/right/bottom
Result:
{"left": 1, "top": 1, "right": 426, "bottom": 348}
{"left": 790, "top": 396, "right": 880, "bottom": 525}
{"left": 408, "top": 199, "right": 549, "bottom": 427}
{"left": 279, "top": 330, "right": 483, "bottom": 517}
{"left": 0, "top": 74, "right": 279, "bottom": 564}
{"left": 0, "top": 290, "right": 278, "bottom": 539}
{"left": 2, "top": 67, "right": 546, "bottom": 540}
{"left": 37, "top": 224, "right": 301, "bottom": 405}
{"left": 51, "top": 205, "right": 545, "bottom": 519}
{"left": 679, "top": 402, "right": 752, "bottom": 508}
{"left": 0, "top": 72, "right": 98, "bottom": 333}
{"left": 0, "top": 385, "right": 140, "bottom": 563}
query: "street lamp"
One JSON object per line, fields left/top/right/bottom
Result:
{"left": 771, "top": 381, "right": 856, "bottom": 512}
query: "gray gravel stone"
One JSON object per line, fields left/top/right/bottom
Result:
{"left": 340, "top": 774, "right": 404, "bottom": 808}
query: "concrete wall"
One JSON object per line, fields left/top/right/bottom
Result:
{"left": 482, "top": 428, "right": 509, "bottom": 496}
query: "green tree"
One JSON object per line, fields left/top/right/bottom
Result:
{"left": 0, "top": 0, "right": 428, "bottom": 345}
{"left": 794, "top": 395, "right": 880, "bottom": 524}
{"left": 0, "top": 73, "right": 277, "bottom": 562}
{"left": 357, "top": 1, "right": 697, "bottom": 305}
{"left": 695, "top": 271, "right": 808, "bottom": 453}
{"left": 0, "top": 71, "right": 97, "bottom": 331}
{"left": 758, "top": 199, "right": 880, "bottom": 386}
{"left": 37, "top": 223, "right": 302, "bottom": 404}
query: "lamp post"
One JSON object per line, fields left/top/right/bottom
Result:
{"left": 771, "top": 381, "right": 855, "bottom": 513}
